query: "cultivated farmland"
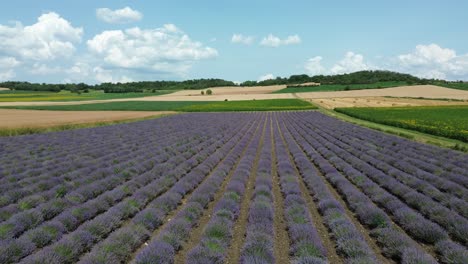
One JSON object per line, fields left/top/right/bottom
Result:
{"left": 336, "top": 105, "right": 468, "bottom": 142}
{"left": 0, "top": 111, "right": 466, "bottom": 264}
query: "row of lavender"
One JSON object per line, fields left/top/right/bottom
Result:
{"left": 1, "top": 111, "right": 466, "bottom": 263}
{"left": 0, "top": 113, "right": 261, "bottom": 263}
{"left": 281, "top": 112, "right": 467, "bottom": 263}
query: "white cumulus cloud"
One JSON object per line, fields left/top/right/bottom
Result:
{"left": 93, "top": 66, "right": 133, "bottom": 83}
{"left": 396, "top": 44, "right": 468, "bottom": 79}
{"left": 0, "top": 70, "right": 15, "bottom": 81}
{"left": 231, "top": 34, "right": 254, "bottom": 45}
{"left": 87, "top": 24, "right": 218, "bottom": 76}
{"left": 96, "top": 7, "right": 143, "bottom": 24}
{"left": 304, "top": 52, "right": 371, "bottom": 75}
{"left": 330, "top": 52, "right": 370, "bottom": 74}
{"left": 258, "top": 73, "right": 275, "bottom": 81}
{"left": 260, "top": 34, "right": 301, "bottom": 47}
{"left": 0, "top": 12, "right": 83, "bottom": 61}
{"left": 0, "top": 57, "right": 21, "bottom": 68}
{"left": 304, "top": 56, "right": 326, "bottom": 75}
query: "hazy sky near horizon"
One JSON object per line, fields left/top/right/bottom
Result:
{"left": 0, "top": 0, "right": 467, "bottom": 84}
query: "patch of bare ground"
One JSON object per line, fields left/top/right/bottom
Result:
{"left": 225, "top": 115, "right": 267, "bottom": 264}
{"left": 0, "top": 109, "right": 175, "bottom": 129}
{"left": 161, "top": 85, "right": 287, "bottom": 96}
{"left": 270, "top": 116, "right": 291, "bottom": 264}
{"left": 311, "top": 96, "right": 468, "bottom": 109}
{"left": 297, "top": 85, "right": 468, "bottom": 100}
{"left": 173, "top": 118, "right": 262, "bottom": 264}
{"left": 274, "top": 116, "right": 343, "bottom": 264}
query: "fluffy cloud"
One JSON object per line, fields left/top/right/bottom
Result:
{"left": 87, "top": 24, "right": 218, "bottom": 76}
{"left": 231, "top": 34, "right": 254, "bottom": 45}
{"left": 304, "top": 52, "right": 371, "bottom": 75}
{"left": 93, "top": 66, "right": 133, "bottom": 83}
{"left": 0, "top": 70, "right": 15, "bottom": 81}
{"left": 0, "top": 12, "right": 82, "bottom": 61}
{"left": 258, "top": 73, "right": 275, "bottom": 81}
{"left": 304, "top": 56, "right": 326, "bottom": 75}
{"left": 96, "top": 7, "right": 143, "bottom": 24}
{"left": 260, "top": 34, "right": 301, "bottom": 47}
{"left": 330, "top": 52, "right": 370, "bottom": 74}
{"left": 396, "top": 44, "right": 468, "bottom": 79}
{"left": 0, "top": 57, "right": 21, "bottom": 68}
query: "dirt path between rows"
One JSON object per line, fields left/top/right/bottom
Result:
{"left": 270, "top": 116, "right": 291, "bottom": 264}
{"left": 281, "top": 119, "right": 391, "bottom": 263}
{"left": 275, "top": 117, "right": 343, "bottom": 264}
{"left": 173, "top": 119, "right": 261, "bottom": 263}
{"left": 225, "top": 115, "right": 267, "bottom": 264}
{"left": 130, "top": 120, "right": 255, "bottom": 262}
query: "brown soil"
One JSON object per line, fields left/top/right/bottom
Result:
{"left": 0, "top": 109, "right": 175, "bottom": 129}
{"left": 225, "top": 116, "right": 267, "bottom": 264}
{"left": 281, "top": 120, "right": 393, "bottom": 263}
{"left": 131, "top": 120, "right": 255, "bottom": 262}
{"left": 173, "top": 120, "right": 261, "bottom": 264}
{"left": 270, "top": 116, "right": 291, "bottom": 264}
{"left": 297, "top": 85, "right": 468, "bottom": 100}
{"left": 311, "top": 96, "right": 468, "bottom": 109}
{"left": 275, "top": 118, "right": 343, "bottom": 264}
{"left": 163, "top": 85, "right": 287, "bottom": 96}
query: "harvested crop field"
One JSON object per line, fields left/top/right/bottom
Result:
{"left": 311, "top": 96, "right": 468, "bottom": 109}
{"left": 297, "top": 85, "right": 468, "bottom": 100}
{"left": 161, "top": 84, "right": 287, "bottom": 96}
{"left": 0, "top": 109, "right": 174, "bottom": 129}
{"left": 0, "top": 111, "right": 466, "bottom": 264}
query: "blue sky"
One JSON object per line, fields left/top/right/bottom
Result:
{"left": 0, "top": 0, "right": 467, "bottom": 83}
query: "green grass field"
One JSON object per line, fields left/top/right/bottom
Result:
{"left": 0, "top": 90, "right": 174, "bottom": 102}
{"left": 430, "top": 81, "right": 468, "bottom": 91}
{"left": 181, "top": 99, "right": 316, "bottom": 112}
{"left": 2, "top": 99, "right": 316, "bottom": 112}
{"left": 273, "top": 81, "right": 410, "bottom": 93}
{"left": 335, "top": 105, "right": 468, "bottom": 142}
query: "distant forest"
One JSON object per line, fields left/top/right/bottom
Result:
{"left": 0, "top": 71, "right": 466, "bottom": 93}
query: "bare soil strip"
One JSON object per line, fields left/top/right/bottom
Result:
{"left": 297, "top": 85, "right": 468, "bottom": 100}
{"left": 293, "top": 116, "right": 439, "bottom": 259}
{"left": 173, "top": 118, "right": 263, "bottom": 264}
{"left": 311, "top": 96, "right": 468, "bottom": 109}
{"left": 161, "top": 84, "right": 287, "bottom": 96}
{"left": 0, "top": 109, "right": 175, "bottom": 129}
{"left": 281, "top": 119, "right": 394, "bottom": 263}
{"left": 129, "top": 121, "right": 256, "bottom": 261}
{"left": 270, "top": 115, "right": 291, "bottom": 264}
{"left": 274, "top": 116, "right": 343, "bottom": 264}
{"left": 225, "top": 115, "right": 267, "bottom": 264}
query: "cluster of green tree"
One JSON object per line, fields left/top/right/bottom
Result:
{"left": 0, "top": 82, "right": 92, "bottom": 93}
{"left": 240, "top": 70, "right": 425, "bottom": 86}
{"left": 0, "top": 79, "right": 235, "bottom": 93}
{"left": 95, "top": 79, "right": 235, "bottom": 93}
{"left": 2, "top": 71, "right": 466, "bottom": 93}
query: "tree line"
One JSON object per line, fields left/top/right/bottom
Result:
{"left": 1, "top": 71, "right": 465, "bottom": 93}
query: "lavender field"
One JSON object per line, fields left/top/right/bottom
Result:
{"left": 0, "top": 111, "right": 467, "bottom": 264}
